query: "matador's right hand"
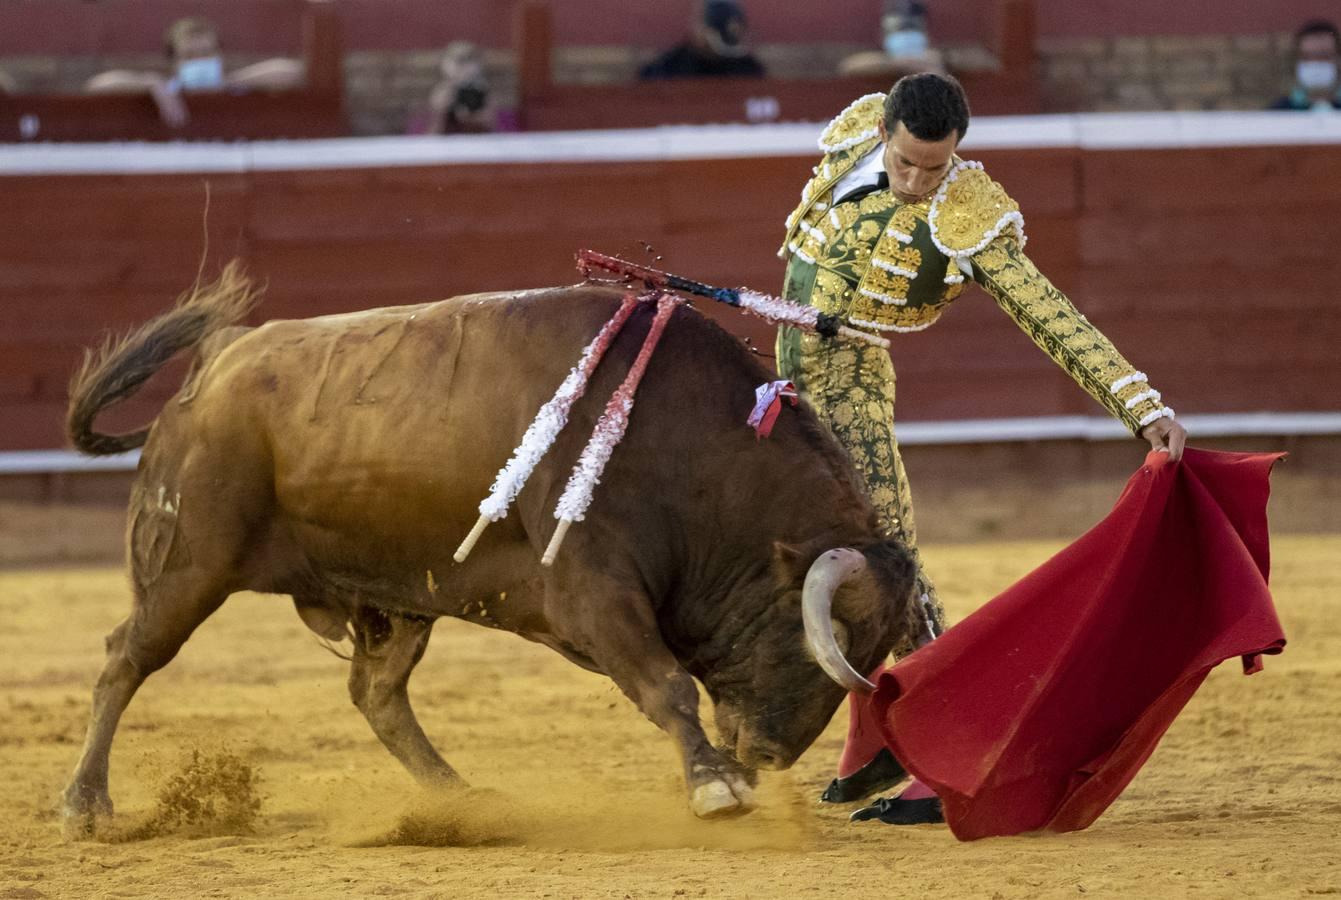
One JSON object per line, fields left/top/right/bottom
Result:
{"left": 1140, "top": 418, "right": 1187, "bottom": 462}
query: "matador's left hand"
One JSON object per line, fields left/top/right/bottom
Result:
{"left": 1140, "top": 417, "right": 1187, "bottom": 462}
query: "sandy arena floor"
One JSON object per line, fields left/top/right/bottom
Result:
{"left": 1, "top": 536, "right": 1338, "bottom": 899}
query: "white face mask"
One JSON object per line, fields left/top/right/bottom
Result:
{"left": 1297, "top": 60, "right": 1338, "bottom": 91}
{"left": 176, "top": 56, "right": 225, "bottom": 90}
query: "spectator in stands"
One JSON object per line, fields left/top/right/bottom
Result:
{"left": 1272, "top": 19, "right": 1341, "bottom": 111}
{"left": 86, "top": 17, "right": 305, "bottom": 128}
{"left": 640, "top": 1, "right": 765, "bottom": 80}
{"left": 0, "top": 69, "right": 16, "bottom": 95}
{"left": 839, "top": 0, "right": 946, "bottom": 79}
{"left": 423, "top": 42, "right": 494, "bottom": 134}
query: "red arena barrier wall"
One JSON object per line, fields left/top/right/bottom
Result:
{"left": 1, "top": 120, "right": 1339, "bottom": 451}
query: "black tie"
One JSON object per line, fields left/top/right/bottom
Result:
{"left": 837, "top": 171, "right": 889, "bottom": 206}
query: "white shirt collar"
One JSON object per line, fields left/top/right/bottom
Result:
{"left": 832, "top": 145, "right": 886, "bottom": 205}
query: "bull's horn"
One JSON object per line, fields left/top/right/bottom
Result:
{"left": 802, "top": 548, "right": 877, "bottom": 694}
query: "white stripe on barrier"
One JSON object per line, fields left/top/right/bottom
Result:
{"left": 2, "top": 111, "right": 1340, "bottom": 177}
{"left": 2, "top": 412, "right": 1337, "bottom": 475}
{"left": 0, "top": 449, "right": 141, "bottom": 474}
{"left": 896, "top": 412, "right": 1341, "bottom": 445}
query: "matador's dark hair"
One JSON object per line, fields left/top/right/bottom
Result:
{"left": 1295, "top": 19, "right": 1341, "bottom": 54}
{"left": 882, "top": 73, "right": 970, "bottom": 142}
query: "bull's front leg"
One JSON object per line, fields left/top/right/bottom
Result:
{"left": 551, "top": 583, "right": 756, "bottom": 818}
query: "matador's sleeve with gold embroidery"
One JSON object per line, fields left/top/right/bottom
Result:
{"left": 928, "top": 161, "right": 1173, "bottom": 434}
{"left": 970, "top": 236, "right": 1170, "bottom": 433}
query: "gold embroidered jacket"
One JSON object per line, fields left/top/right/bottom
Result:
{"left": 779, "top": 93, "right": 1171, "bottom": 435}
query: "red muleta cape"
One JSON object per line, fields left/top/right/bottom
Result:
{"left": 850, "top": 448, "right": 1287, "bottom": 840}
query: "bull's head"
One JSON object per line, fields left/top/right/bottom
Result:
{"left": 704, "top": 539, "right": 921, "bottom": 772}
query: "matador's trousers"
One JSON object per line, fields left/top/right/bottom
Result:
{"left": 776, "top": 325, "right": 946, "bottom": 660}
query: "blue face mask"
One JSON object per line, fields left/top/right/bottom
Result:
{"left": 1297, "top": 60, "right": 1338, "bottom": 91}
{"left": 176, "top": 56, "right": 224, "bottom": 90}
{"left": 884, "top": 29, "right": 929, "bottom": 58}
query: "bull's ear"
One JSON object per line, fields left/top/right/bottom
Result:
{"left": 771, "top": 541, "right": 808, "bottom": 584}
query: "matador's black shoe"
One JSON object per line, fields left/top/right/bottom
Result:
{"left": 818, "top": 748, "right": 908, "bottom": 804}
{"left": 849, "top": 796, "right": 944, "bottom": 825}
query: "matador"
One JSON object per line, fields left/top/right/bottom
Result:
{"left": 775, "top": 74, "right": 1188, "bottom": 822}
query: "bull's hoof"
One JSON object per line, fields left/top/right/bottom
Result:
{"left": 690, "top": 775, "right": 757, "bottom": 820}
{"left": 60, "top": 791, "right": 113, "bottom": 841}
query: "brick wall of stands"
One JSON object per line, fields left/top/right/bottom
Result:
{"left": 0, "top": 34, "right": 1313, "bottom": 136}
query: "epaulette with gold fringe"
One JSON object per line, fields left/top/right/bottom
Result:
{"left": 817, "top": 93, "right": 886, "bottom": 154}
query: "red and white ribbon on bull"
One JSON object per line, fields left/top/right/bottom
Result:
{"left": 747, "top": 380, "right": 798, "bottom": 439}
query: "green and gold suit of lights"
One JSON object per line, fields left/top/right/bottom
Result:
{"left": 777, "top": 94, "right": 1171, "bottom": 655}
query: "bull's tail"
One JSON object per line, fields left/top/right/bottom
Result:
{"left": 66, "top": 260, "right": 261, "bottom": 456}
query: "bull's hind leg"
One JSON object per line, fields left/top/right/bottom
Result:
{"left": 61, "top": 569, "right": 229, "bottom": 837}
{"left": 347, "top": 607, "right": 461, "bottom": 788}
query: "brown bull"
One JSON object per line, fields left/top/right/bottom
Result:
{"left": 61, "top": 264, "right": 920, "bottom": 830}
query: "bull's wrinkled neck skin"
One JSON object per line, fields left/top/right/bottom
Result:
{"left": 669, "top": 528, "right": 917, "bottom": 767}
{"left": 623, "top": 436, "right": 878, "bottom": 680}
{"left": 665, "top": 562, "right": 781, "bottom": 679}
{"left": 592, "top": 307, "right": 887, "bottom": 681}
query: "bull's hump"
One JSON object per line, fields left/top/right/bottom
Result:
{"left": 261, "top": 285, "right": 623, "bottom": 331}
{"left": 284, "top": 301, "right": 437, "bottom": 328}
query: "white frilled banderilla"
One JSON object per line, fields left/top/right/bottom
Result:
{"left": 453, "top": 252, "right": 891, "bottom": 567}
{"left": 453, "top": 289, "right": 679, "bottom": 566}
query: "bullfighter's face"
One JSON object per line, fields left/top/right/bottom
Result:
{"left": 879, "top": 119, "right": 959, "bottom": 203}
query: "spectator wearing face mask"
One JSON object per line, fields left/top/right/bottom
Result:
{"left": 86, "top": 17, "right": 305, "bottom": 128}
{"left": 639, "top": 0, "right": 765, "bottom": 80}
{"left": 1271, "top": 19, "right": 1341, "bottom": 111}
{"left": 423, "top": 42, "right": 494, "bottom": 134}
